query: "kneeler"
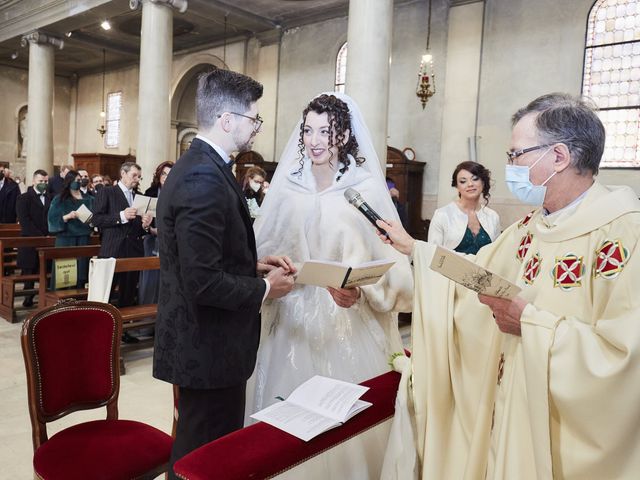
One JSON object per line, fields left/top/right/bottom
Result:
{"left": 173, "top": 371, "right": 400, "bottom": 480}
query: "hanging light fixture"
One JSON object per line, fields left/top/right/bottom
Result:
{"left": 416, "top": 0, "right": 436, "bottom": 109}
{"left": 97, "top": 49, "right": 107, "bottom": 137}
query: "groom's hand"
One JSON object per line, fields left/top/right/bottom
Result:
{"left": 257, "top": 255, "right": 296, "bottom": 276}
{"left": 265, "top": 267, "right": 295, "bottom": 298}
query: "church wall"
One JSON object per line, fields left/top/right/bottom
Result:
{"left": 0, "top": 65, "right": 70, "bottom": 180}
{"left": 74, "top": 64, "right": 139, "bottom": 159}
{"left": 473, "top": 0, "right": 639, "bottom": 226}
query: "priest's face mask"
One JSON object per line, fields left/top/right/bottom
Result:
{"left": 505, "top": 114, "right": 558, "bottom": 206}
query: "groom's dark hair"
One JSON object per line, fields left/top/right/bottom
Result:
{"left": 196, "top": 68, "right": 263, "bottom": 129}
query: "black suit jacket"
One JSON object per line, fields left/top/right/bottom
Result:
{"left": 0, "top": 179, "right": 19, "bottom": 223}
{"left": 153, "top": 138, "right": 266, "bottom": 389}
{"left": 47, "top": 175, "right": 65, "bottom": 196}
{"left": 16, "top": 187, "right": 51, "bottom": 269}
{"left": 91, "top": 184, "right": 145, "bottom": 258}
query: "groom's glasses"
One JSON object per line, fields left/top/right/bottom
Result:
{"left": 222, "top": 112, "right": 264, "bottom": 132}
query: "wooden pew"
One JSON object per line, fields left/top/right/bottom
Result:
{"left": 37, "top": 244, "right": 101, "bottom": 308}
{"left": 0, "top": 236, "right": 56, "bottom": 322}
{"left": 112, "top": 256, "right": 160, "bottom": 371}
{"left": 0, "top": 223, "right": 21, "bottom": 236}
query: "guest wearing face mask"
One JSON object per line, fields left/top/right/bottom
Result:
{"left": 78, "top": 169, "right": 94, "bottom": 197}
{"left": 47, "top": 170, "right": 94, "bottom": 289}
{"left": 16, "top": 169, "right": 51, "bottom": 307}
{"left": 241, "top": 166, "right": 266, "bottom": 222}
{"left": 91, "top": 174, "right": 105, "bottom": 193}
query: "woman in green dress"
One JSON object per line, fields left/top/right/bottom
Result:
{"left": 47, "top": 170, "right": 94, "bottom": 289}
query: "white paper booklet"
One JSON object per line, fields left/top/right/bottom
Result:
{"left": 295, "top": 259, "right": 395, "bottom": 289}
{"left": 75, "top": 204, "right": 93, "bottom": 224}
{"left": 250, "top": 375, "right": 372, "bottom": 441}
{"left": 430, "top": 246, "right": 521, "bottom": 299}
{"left": 132, "top": 194, "right": 158, "bottom": 217}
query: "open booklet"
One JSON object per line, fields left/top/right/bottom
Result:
{"left": 250, "top": 375, "right": 371, "bottom": 442}
{"left": 75, "top": 204, "right": 93, "bottom": 224}
{"left": 295, "top": 259, "right": 395, "bottom": 289}
{"left": 132, "top": 194, "right": 158, "bottom": 218}
{"left": 430, "top": 246, "right": 521, "bottom": 299}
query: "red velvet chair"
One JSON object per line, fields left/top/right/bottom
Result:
{"left": 21, "top": 300, "right": 173, "bottom": 480}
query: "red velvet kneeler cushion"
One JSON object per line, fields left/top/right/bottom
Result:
{"left": 174, "top": 371, "right": 401, "bottom": 480}
{"left": 33, "top": 419, "right": 172, "bottom": 480}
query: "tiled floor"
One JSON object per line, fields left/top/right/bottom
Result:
{"left": 0, "top": 310, "right": 411, "bottom": 478}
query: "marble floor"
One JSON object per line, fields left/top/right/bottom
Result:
{"left": 0, "top": 310, "right": 411, "bottom": 479}
{"left": 0, "top": 311, "right": 173, "bottom": 479}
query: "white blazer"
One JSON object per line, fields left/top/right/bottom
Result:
{"left": 428, "top": 201, "right": 501, "bottom": 250}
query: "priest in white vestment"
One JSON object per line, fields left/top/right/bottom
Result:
{"left": 380, "top": 93, "right": 640, "bottom": 480}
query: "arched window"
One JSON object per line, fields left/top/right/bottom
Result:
{"left": 335, "top": 42, "right": 347, "bottom": 93}
{"left": 583, "top": 0, "right": 640, "bottom": 168}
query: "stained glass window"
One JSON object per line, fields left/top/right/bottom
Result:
{"left": 583, "top": 0, "right": 640, "bottom": 167}
{"left": 335, "top": 42, "right": 347, "bottom": 93}
{"left": 105, "top": 91, "right": 122, "bottom": 148}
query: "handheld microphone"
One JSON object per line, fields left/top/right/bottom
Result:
{"left": 344, "top": 187, "right": 388, "bottom": 237}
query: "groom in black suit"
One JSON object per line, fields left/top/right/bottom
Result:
{"left": 153, "top": 68, "right": 295, "bottom": 477}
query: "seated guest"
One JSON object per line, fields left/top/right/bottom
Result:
{"left": 428, "top": 161, "right": 501, "bottom": 255}
{"left": 16, "top": 169, "right": 51, "bottom": 306}
{"left": 0, "top": 166, "right": 19, "bottom": 223}
{"left": 47, "top": 170, "right": 94, "bottom": 289}
{"left": 241, "top": 166, "right": 266, "bottom": 221}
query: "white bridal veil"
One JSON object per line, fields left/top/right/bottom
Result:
{"left": 254, "top": 91, "right": 402, "bottom": 251}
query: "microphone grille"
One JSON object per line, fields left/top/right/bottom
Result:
{"left": 344, "top": 187, "right": 360, "bottom": 205}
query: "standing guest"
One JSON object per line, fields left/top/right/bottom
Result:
{"left": 16, "top": 169, "right": 50, "bottom": 307}
{"left": 241, "top": 166, "right": 266, "bottom": 221}
{"left": 47, "top": 164, "right": 71, "bottom": 196}
{"left": 47, "top": 170, "right": 93, "bottom": 289}
{"left": 380, "top": 93, "right": 640, "bottom": 479}
{"left": 91, "top": 174, "right": 105, "bottom": 193}
{"left": 77, "top": 169, "right": 94, "bottom": 197}
{"left": 91, "top": 162, "right": 152, "bottom": 313}
{"left": 14, "top": 175, "right": 27, "bottom": 194}
{"left": 102, "top": 174, "right": 113, "bottom": 187}
{"left": 429, "top": 161, "right": 501, "bottom": 255}
{"left": 153, "top": 68, "right": 295, "bottom": 478}
{"left": 0, "top": 166, "right": 19, "bottom": 223}
{"left": 138, "top": 160, "right": 174, "bottom": 307}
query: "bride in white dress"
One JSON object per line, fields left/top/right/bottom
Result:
{"left": 248, "top": 93, "right": 413, "bottom": 427}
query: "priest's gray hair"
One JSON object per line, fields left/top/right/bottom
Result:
{"left": 196, "top": 68, "right": 263, "bottom": 129}
{"left": 512, "top": 93, "right": 605, "bottom": 176}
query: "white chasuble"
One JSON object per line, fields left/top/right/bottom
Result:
{"left": 390, "top": 182, "right": 640, "bottom": 480}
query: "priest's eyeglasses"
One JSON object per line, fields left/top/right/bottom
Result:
{"left": 506, "top": 144, "right": 551, "bottom": 164}
{"left": 229, "top": 112, "right": 264, "bottom": 132}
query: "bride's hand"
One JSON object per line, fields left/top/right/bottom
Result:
{"left": 327, "top": 286, "right": 360, "bottom": 308}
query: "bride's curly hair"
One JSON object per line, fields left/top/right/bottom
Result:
{"left": 294, "top": 94, "right": 365, "bottom": 181}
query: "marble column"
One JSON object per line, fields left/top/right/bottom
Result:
{"left": 21, "top": 31, "right": 63, "bottom": 176}
{"left": 133, "top": 0, "right": 185, "bottom": 188}
{"left": 345, "top": 0, "right": 393, "bottom": 169}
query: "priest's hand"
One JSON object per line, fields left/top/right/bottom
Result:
{"left": 327, "top": 286, "right": 360, "bottom": 308}
{"left": 478, "top": 294, "right": 528, "bottom": 337}
{"left": 257, "top": 255, "right": 296, "bottom": 276}
{"left": 375, "top": 219, "right": 415, "bottom": 255}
